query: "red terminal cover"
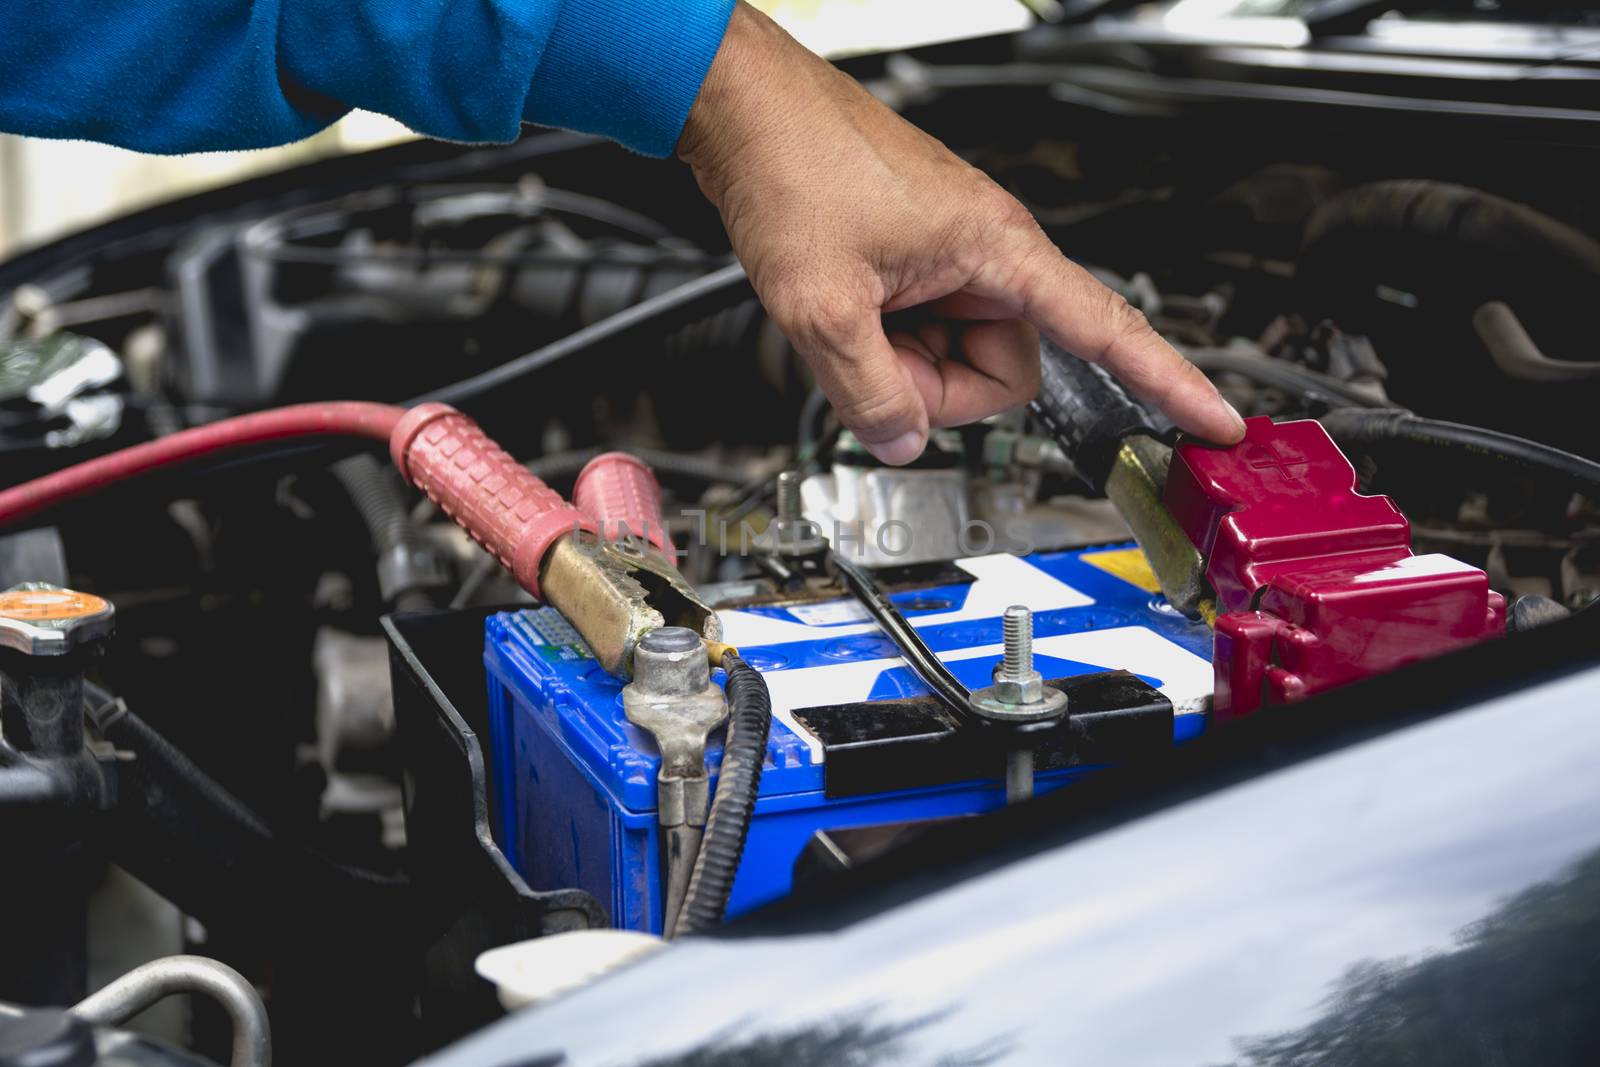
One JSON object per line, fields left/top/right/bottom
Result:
{"left": 572, "top": 451, "right": 672, "bottom": 557}
{"left": 1166, "top": 416, "right": 1505, "bottom": 720}
{"left": 390, "top": 403, "right": 592, "bottom": 598}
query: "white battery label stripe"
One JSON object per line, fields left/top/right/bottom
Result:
{"left": 718, "top": 553, "right": 1095, "bottom": 649}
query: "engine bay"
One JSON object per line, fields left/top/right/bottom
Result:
{"left": 3, "top": 22, "right": 1599, "bottom": 1066}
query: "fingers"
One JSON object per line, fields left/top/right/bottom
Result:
{"left": 792, "top": 302, "right": 1040, "bottom": 464}
{"left": 792, "top": 306, "right": 932, "bottom": 465}
{"left": 889, "top": 318, "right": 1040, "bottom": 428}
{"left": 1007, "top": 238, "right": 1246, "bottom": 444}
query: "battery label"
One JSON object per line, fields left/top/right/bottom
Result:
{"left": 785, "top": 599, "right": 873, "bottom": 626}
{"left": 513, "top": 607, "right": 594, "bottom": 661}
{"left": 1080, "top": 547, "right": 1163, "bottom": 594}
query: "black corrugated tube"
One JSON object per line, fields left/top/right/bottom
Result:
{"left": 331, "top": 453, "right": 441, "bottom": 612}
{"left": 675, "top": 651, "right": 771, "bottom": 936}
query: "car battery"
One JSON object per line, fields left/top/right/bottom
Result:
{"left": 483, "top": 545, "right": 1214, "bottom": 933}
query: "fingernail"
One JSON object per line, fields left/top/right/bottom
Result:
{"left": 866, "top": 430, "right": 926, "bottom": 466}
{"left": 1225, "top": 399, "right": 1248, "bottom": 437}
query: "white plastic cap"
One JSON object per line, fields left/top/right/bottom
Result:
{"left": 474, "top": 929, "right": 665, "bottom": 1012}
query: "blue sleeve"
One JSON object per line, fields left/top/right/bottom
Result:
{"left": 0, "top": 0, "right": 735, "bottom": 157}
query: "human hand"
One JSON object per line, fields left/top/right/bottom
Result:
{"left": 678, "top": 3, "right": 1245, "bottom": 465}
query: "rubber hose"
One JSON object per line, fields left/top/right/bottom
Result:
{"left": 1302, "top": 180, "right": 1600, "bottom": 290}
{"left": 331, "top": 453, "right": 438, "bottom": 612}
{"left": 1297, "top": 181, "right": 1600, "bottom": 385}
{"left": 333, "top": 455, "right": 413, "bottom": 558}
{"left": 1318, "top": 408, "right": 1600, "bottom": 501}
{"left": 1471, "top": 302, "right": 1600, "bottom": 385}
{"left": 675, "top": 652, "right": 771, "bottom": 936}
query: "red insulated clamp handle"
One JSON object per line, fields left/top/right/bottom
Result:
{"left": 572, "top": 451, "right": 671, "bottom": 556}
{"left": 390, "top": 403, "right": 591, "bottom": 598}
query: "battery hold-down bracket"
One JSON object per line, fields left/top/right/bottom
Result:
{"left": 794, "top": 670, "right": 1173, "bottom": 799}
{"left": 1165, "top": 416, "right": 1506, "bottom": 720}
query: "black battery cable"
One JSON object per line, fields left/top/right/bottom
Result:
{"left": 825, "top": 550, "right": 977, "bottom": 719}
{"left": 675, "top": 649, "right": 772, "bottom": 935}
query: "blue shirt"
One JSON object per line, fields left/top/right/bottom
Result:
{"left": 0, "top": 0, "right": 736, "bottom": 157}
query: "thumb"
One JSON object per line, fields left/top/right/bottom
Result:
{"left": 797, "top": 311, "right": 931, "bottom": 465}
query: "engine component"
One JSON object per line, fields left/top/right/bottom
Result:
{"left": 1166, "top": 416, "right": 1506, "bottom": 719}
{"left": 483, "top": 547, "right": 1211, "bottom": 933}
{"left": 0, "top": 584, "right": 115, "bottom": 1006}
{"left": 0, "top": 334, "right": 124, "bottom": 453}
{"left": 311, "top": 628, "right": 405, "bottom": 844}
{"left": 175, "top": 184, "right": 725, "bottom": 408}
{"left": 73, "top": 956, "right": 269, "bottom": 1067}
{"left": 801, "top": 432, "right": 968, "bottom": 567}
{"left": 0, "top": 575, "right": 423, "bottom": 1060}
{"left": 472, "top": 930, "right": 663, "bottom": 1013}
{"left": 1295, "top": 180, "right": 1600, "bottom": 454}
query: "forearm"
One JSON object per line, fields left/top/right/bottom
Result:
{"left": 0, "top": 0, "right": 734, "bottom": 156}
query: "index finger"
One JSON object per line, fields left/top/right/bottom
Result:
{"left": 1004, "top": 240, "right": 1245, "bottom": 444}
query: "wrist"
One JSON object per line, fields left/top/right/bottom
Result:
{"left": 677, "top": 3, "right": 808, "bottom": 199}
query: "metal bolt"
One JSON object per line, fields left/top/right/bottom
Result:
{"left": 967, "top": 603, "right": 1068, "bottom": 807}
{"left": 989, "top": 605, "right": 1044, "bottom": 705}
{"left": 1006, "top": 750, "right": 1035, "bottom": 805}
{"left": 1000, "top": 605, "right": 1032, "bottom": 679}
{"left": 776, "top": 469, "right": 803, "bottom": 524}
{"left": 999, "top": 609, "right": 1038, "bottom": 806}
{"left": 768, "top": 470, "right": 827, "bottom": 557}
